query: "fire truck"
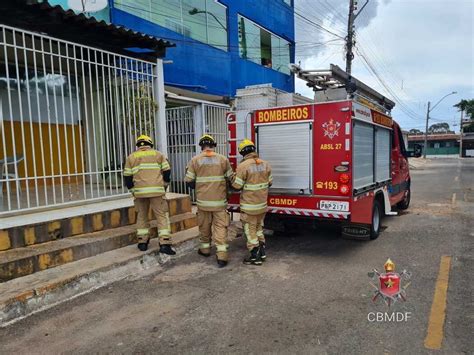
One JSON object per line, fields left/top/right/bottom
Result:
{"left": 227, "top": 65, "right": 422, "bottom": 239}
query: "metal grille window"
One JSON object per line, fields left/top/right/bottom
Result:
{"left": 0, "top": 25, "right": 159, "bottom": 215}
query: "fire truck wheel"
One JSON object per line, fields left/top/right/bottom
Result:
{"left": 397, "top": 187, "right": 411, "bottom": 210}
{"left": 370, "top": 200, "right": 382, "bottom": 240}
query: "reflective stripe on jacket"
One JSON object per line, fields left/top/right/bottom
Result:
{"left": 232, "top": 152, "right": 272, "bottom": 215}
{"left": 123, "top": 147, "right": 170, "bottom": 198}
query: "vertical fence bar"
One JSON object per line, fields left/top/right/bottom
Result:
{"left": 3, "top": 28, "right": 21, "bottom": 209}
{"left": 87, "top": 48, "right": 99, "bottom": 198}
{"left": 106, "top": 53, "right": 119, "bottom": 195}
{"left": 22, "top": 32, "right": 39, "bottom": 207}
{"left": 94, "top": 50, "right": 106, "bottom": 197}
{"left": 49, "top": 38, "right": 65, "bottom": 203}
{"left": 117, "top": 55, "right": 127, "bottom": 194}
{"left": 40, "top": 37, "right": 56, "bottom": 204}
{"left": 13, "top": 29, "right": 32, "bottom": 207}
{"left": 57, "top": 41, "right": 72, "bottom": 201}
{"left": 0, "top": 28, "right": 13, "bottom": 211}
{"left": 71, "top": 44, "right": 87, "bottom": 199}
{"left": 99, "top": 52, "right": 112, "bottom": 196}
{"left": 31, "top": 32, "right": 49, "bottom": 206}
{"left": 124, "top": 58, "right": 134, "bottom": 160}
{"left": 65, "top": 44, "right": 79, "bottom": 197}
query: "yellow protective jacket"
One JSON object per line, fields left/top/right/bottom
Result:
{"left": 232, "top": 152, "right": 272, "bottom": 215}
{"left": 123, "top": 147, "right": 171, "bottom": 198}
{"left": 185, "top": 149, "right": 234, "bottom": 211}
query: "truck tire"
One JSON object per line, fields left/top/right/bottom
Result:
{"left": 397, "top": 187, "right": 411, "bottom": 210}
{"left": 370, "top": 199, "right": 382, "bottom": 240}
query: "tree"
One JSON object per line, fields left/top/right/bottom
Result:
{"left": 454, "top": 99, "right": 474, "bottom": 133}
{"left": 409, "top": 128, "right": 423, "bottom": 135}
{"left": 428, "top": 122, "right": 453, "bottom": 134}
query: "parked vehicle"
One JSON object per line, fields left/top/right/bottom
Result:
{"left": 227, "top": 65, "right": 422, "bottom": 239}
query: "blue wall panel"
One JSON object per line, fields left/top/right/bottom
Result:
{"left": 110, "top": 0, "right": 295, "bottom": 97}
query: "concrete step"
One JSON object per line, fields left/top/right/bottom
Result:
{"left": 0, "top": 193, "right": 192, "bottom": 251}
{"left": 0, "top": 227, "right": 200, "bottom": 327}
{"left": 0, "top": 212, "right": 197, "bottom": 282}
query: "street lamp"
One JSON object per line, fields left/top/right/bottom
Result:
{"left": 189, "top": 8, "right": 226, "bottom": 31}
{"left": 423, "top": 91, "right": 457, "bottom": 158}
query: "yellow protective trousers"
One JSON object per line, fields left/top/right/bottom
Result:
{"left": 134, "top": 196, "right": 171, "bottom": 245}
{"left": 240, "top": 212, "right": 266, "bottom": 250}
{"left": 197, "top": 210, "right": 230, "bottom": 261}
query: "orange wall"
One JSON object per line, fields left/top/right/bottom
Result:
{"left": 0, "top": 121, "right": 84, "bottom": 188}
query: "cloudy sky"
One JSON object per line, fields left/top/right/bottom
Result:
{"left": 294, "top": 0, "right": 473, "bottom": 132}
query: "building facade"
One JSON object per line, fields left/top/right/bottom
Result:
{"left": 408, "top": 134, "right": 460, "bottom": 156}
{"left": 110, "top": 0, "right": 295, "bottom": 99}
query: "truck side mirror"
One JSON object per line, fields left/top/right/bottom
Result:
{"left": 406, "top": 143, "right": 422, "bottom": 158}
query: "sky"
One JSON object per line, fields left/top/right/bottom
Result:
{"left": 294, "top": 0, "right": 474, "bottom": 132}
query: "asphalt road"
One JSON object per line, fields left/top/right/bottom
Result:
{"left": 1, "top": 158, "right": 473, "bottom": 354}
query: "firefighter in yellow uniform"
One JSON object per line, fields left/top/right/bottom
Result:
{"left": 123, "top": 135, "right": 175, "bottom": 255}
{"left": 185, "top": 135, "right": 234, "bottom": 268}
{"left": 232, "top": 139, "right": 272, "bottom": 265}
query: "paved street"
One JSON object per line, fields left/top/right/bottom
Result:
{"left": 1, "top": 158, "right": 472, "bottom": 354}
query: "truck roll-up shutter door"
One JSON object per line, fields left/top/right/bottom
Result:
{"left": 257, "top": 122, "right": 312, "bottom": 193}
{"left": 375, "top": 127, "right": 390, "bottom": 182}
{"left": 353, "top": 121, "right": 374, "bottom": 189}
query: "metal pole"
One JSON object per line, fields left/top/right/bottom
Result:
{"left": 459, "top": 109, "right": 464, "bottom": 158}
{"left": 153, "top": 58, "right": 167, "bottom": 154}
{"left": 423, "top": 101, "right": 431, "bottom": 159}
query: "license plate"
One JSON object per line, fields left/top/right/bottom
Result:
{"left": 319, "top": 200, "right": 349, "bottom": 212}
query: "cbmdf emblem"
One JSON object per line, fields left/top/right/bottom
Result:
{"left": 322, "top": 119, "right": 341, "bottom": 140}
{"left": 368, "top": 258, "right": 412, "bottom": 307}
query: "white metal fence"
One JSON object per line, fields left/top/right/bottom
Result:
{"left": 0, "top": 24, "right": 159, "bottom": 215}
{"left": 0, "top": 25, "right": 230, "bottom": 215}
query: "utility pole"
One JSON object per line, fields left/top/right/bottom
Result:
{"left": 459, "top": 109, "right": 464, "bottom": 158}
{"left": 345, "top": 0, "right": 369, "bottom": 75}
{"left": 423, "top": 101, "right": 431, "bottom": 159}
{"left": 345, "top": 0, "right": 355, "bottom": 75}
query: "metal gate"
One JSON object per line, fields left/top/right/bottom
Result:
{"left": 166, "top": 103, "right": 229, "bottom": 196}
{"left": 166, "top": 106, "right": 195, "bottom": 195}
{"left": 0, "top": 24, "right": 160, "bottom": 216}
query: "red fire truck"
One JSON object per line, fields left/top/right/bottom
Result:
{"left": 227, "top": 65, "right": 421, "bottom": 239}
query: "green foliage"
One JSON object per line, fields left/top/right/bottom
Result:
{"left": 428, "top": 122, "right": 453, "bottom": 134}
{"left": 454, "top": 99, "right": 474, "bottom": 132}
{"left": 454, "top": 99, "right": 474, "bottom": 119}
{"left": 124, "top": 84, "right": 158, "bottom": 136}
{"left": 409, "top": 128, "right": 423, "bottom": 135}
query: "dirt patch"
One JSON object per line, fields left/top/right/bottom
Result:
{"left": 409, "top": 203, "right": 454, "bottom": 216}
{"left": 153, "top": 262, "right": 218, "bottom": 283}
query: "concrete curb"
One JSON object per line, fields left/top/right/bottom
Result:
{"left": 0, "top": 229, "right": 199, "bottom": 327}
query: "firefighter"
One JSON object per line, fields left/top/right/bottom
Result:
{"left": 232, "top": 139, "right": 272, "bottom": 265}
{"left": 123, "top": 135, "right": 175, "bottom": 255}
{"left": 185, "top": 134, "right": 234, "bottom": 268}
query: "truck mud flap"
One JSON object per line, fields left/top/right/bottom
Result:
{"left": 341, "top": 225, "right": 371, "bottom": 240}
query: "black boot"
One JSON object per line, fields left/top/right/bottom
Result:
{"left": 137, "top": 242, "right": 148, "bottom": 252}
{"left": 243, "top": 247, "right": 262, "bottom": 265}
{"left": 159, "top": 244, "right": 176, "bottom": 255}
{"left": 216, "top": 258, "right": 228, "bottom": 268}
{"left": 198, "top": 249, "right": 211, "bottom": 257}
{"left": 259, "top": 242, "right": 266, "bottom": 262}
